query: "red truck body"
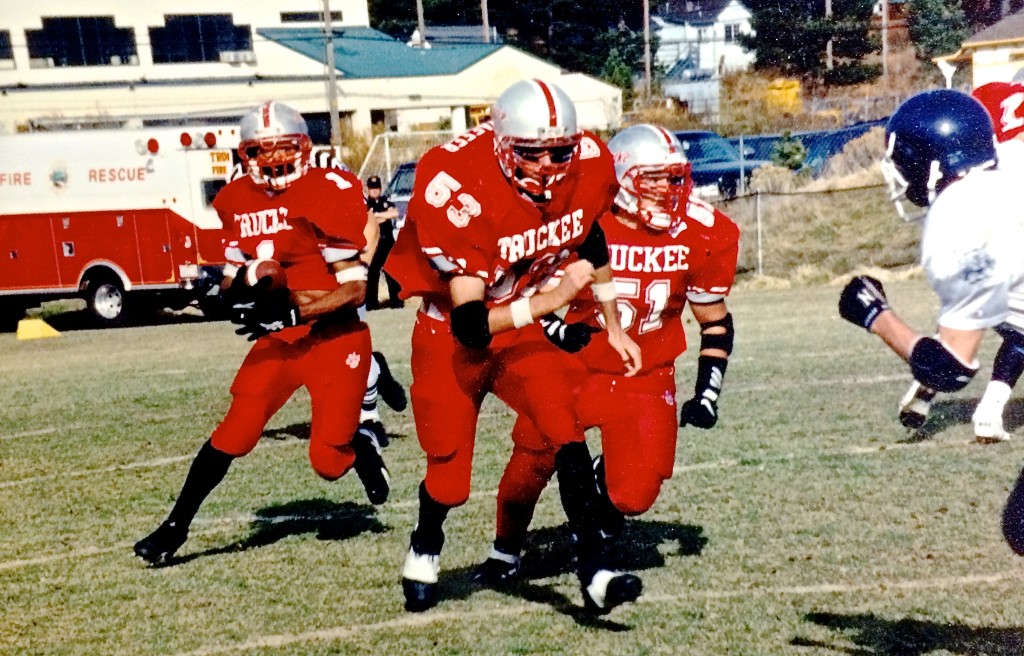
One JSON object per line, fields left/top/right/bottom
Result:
{"left": 0, "top": 126, "right": 240, "bottom": 326}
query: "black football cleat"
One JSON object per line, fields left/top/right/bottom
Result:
{"left": 581, "top": 569, "right": 643, "bottom": 615}
{"left": 372, "top": 351, "right": 408, "bottom": 412}
{"left": 360, "top": 418, "right": 389, "bottom": 449}
{"left": 471, "top": 547, "right": 522, "bottom": 587}
{"left": 352, "top": 428, "right": 390, "bottom": 505}
{"left": 134, "top": 520, "right": 188, "bottom": 565}
{"left": 402, "top": 547, "right": 441, "bottom": 612}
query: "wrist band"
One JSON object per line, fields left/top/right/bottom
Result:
{"left": 335, "top": 265, "right": 369, "bottom": 284}
{"left": 510, "top": 297, "right": 534, "bottom": 328}
{"left": 592, "top": 282, "right": 617, "bottom": 302}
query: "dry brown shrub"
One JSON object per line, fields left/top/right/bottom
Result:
{"left": 750, "top": 164, "right": 800, "bottom": 194}
{"left": 819, "top": 127, "right": 886, "bottom": 179}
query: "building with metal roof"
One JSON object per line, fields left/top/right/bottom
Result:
{"left": 0, "top": 2, "right": 622, "bottom": 139}
{"left": 934, "top": 9, "right": 1024, "bottom": 87}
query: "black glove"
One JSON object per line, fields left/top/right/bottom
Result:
{"left": 223, "top": 272, "right": 271, "bottom": 325}
{"left": 839, "top": 276, "right": 889, "bottom": 331}
{"left": 230, "top": 285, "right": 300, "bottom": 341}
{"left": 539, "top": 313, "right": 600, "bottom": 353}
{"left": 680, "top": 355, "right": 728, "bottom": 429}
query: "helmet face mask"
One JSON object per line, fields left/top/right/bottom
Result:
{"left": 608, "top": 124, "right": 693, "bottom": 231}
{"left": 239, "top": 101, "right": 313, "bottom": 191}
{"left": 491, "top": 80, "right": 582, "bottom": 202}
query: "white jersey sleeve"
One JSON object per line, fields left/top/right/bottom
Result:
{"left": 921, "top": 167, "right": 1024, "bottom": 332}
{"left": 997, "top": 139, "right": 1024, "bottom": 173}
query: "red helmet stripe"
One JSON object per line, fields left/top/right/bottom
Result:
{"left": 262, "top": 102, "right": 272, "bottom": 129}
{"left": 534, "top": 80, "right": 559, "bottom": 127}
{"left": 653, "top": 125, "right": 676, "bottom": 153}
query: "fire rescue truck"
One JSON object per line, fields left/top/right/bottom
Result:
{"left": 0, "top": 125, "right": 240, "bottom": 328}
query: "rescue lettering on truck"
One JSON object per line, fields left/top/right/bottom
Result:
{"left": 0, "top": 126, "right": 240, "bottom": 327}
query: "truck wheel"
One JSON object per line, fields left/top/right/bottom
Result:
{"left": 85, "top": 279, "right": 127, "bottom": 326}
{"left": 0, "top": 302, "right": 27, "bottom": 332}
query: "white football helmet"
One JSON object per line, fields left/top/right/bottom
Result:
{"left": 607, "top": 124, "right": 692, "bottom": 231}
{"left": 239, "top": 101, "right": 313, "bottom": 191}
{"left": 491, "top": 79, "right": 582, "bottom": 201}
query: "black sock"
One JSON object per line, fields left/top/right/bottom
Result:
{"left": 411, "top": 481, "right": 450, "bottom": 554}
{"left": 166, "top": 440, "right": 234, "bottom": 529}
{"left": 593, "top": 458, "right": 624, "bottom": 539}
{"left": 993, "top": 337, "right": 1024, "bottom": 386}
{"left": 554, "top": 442, "right": 604, "bottom": 563}
{"left": 494, "top": 534, "right": 524, "bottom": 557}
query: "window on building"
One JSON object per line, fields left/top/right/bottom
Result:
{"left": 0, "top": 30, "right": 13, "bottom": 69}
{"left": 150, "top": 14, "right": 252, "bottom": 64}
{"left": 26, "top": 17, "right": 137, "bottom": 68}
{"left": 281, "top": 11, "right": 342, "bottom": 23}
{"left": 724, "top": 24, "right": 742, "bottom": 43}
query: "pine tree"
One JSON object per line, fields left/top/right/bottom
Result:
{"left": 741, "top": 0, "right": 880, "bottom": 86}
{"left": 908, "top": 0, "right": 971, "bottom": 61}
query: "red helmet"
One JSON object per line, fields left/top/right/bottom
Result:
{"left": 607, "top": 124, "right": 692, "bottom": 231}
{"left": 972, "top": 81, "right": 1024, "bottom": 143}
{"left": 238, "top": 101, "right": 313, "bottom": 191}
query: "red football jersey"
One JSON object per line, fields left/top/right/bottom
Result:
{"left": 213, "top": 168, "right": 368, "bottom": 292}
{"left": 566, "top": 195, "right": 739, "bottom": 375}
{"left": 386, "top": 123, "right": 619, "bottom": 309}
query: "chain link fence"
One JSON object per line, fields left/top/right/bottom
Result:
{"left": 357, "top": 130, "right": 454, "bottom": 186}
{"left": 715, "top": 183, "right": 921, "bottom": 280}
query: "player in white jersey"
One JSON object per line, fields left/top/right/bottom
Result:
{"left": 836, "top": 88, "right": 1024, "bottom": 556}
{"left": 898, "top": 82, "right": 1024, "bottom": 441}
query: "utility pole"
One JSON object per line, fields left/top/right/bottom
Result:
{"left": 481, "top": 0, "right": 490, "bottom": 44}
{"left": 322, "top": 0, "right": 341, "bottom": 152}
{"left": 881, "top": 0, "right": 889, "bottom": 84}
{"left": 825, "top": 0, "right": 833, "bottom": 70}
{"left": 643, "top": 0, "right": 652, "bottom": 102}
{"left": 415, "top": 0, "right": 427, "bottom": 47}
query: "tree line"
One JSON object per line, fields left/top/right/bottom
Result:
{"left": 367, "top": 0, "right": 1024, "bottom": 97}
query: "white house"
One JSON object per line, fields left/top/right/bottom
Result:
{"left": 0, "top": 1, "right": 622, "bottom": 138}
{"left": 654, "top": 0, "right": 754, "bottom": 75}
{"left": 934, "top": 10, "right": 1024, "bottom": 88}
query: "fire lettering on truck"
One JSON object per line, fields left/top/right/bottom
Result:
{"left": 209, "top": 151, "right": 231, "bottom": 176}
{"left": 236, "top": 208, "right": 293, "bottom": 238}
{"left": 88, "top": 167, "right": 147, "bottom": 183}
{"left": 0, "top": 172, "right": 32, "bottom": 186}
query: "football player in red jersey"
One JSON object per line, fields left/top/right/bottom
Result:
{"left": 472, "top": 124, "right": 739, "bottom": 585}
{"left": 385, "top": 79, "right": 644, "bottom": 614}
{"left": 134, "top": 101, "right": 390, "bottom": 565}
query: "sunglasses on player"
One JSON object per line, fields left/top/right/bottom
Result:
{"left": 512, "top": 144, "right": 577, "bottom": 164}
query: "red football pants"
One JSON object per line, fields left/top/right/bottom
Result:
{"left": 498, "top": 367, "right": 679, "bottom": 541}
{"left": 409, "top": 311, "right": 586, "bottom": 507}
{"left": 210, "top": 323, "right": 372, "bottom": 480}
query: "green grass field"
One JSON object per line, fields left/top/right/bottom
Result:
{"left": 5, "top": 279, "right": 1024, "bottom": 656}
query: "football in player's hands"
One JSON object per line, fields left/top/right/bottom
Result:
{"left": 244, "top": 258, "right": 288, "bottom": 292}
{"left": 838, "top": 275, "right": 889, "bottom": 331}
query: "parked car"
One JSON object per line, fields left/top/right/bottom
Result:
{"left": 384, "top": 161, "right": 417, "bottom": 229}
{"left": 674, "top": 130, "right": 771, "bottom": 199}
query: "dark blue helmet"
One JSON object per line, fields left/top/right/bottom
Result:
{"left": 882, "top": 89, "right": 996, "bottom": 217}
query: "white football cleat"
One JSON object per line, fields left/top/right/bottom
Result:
{"left": 898, "top": 381, "right": 936, "bottom": 430}
{"left": 581, "top": 569, "right": 642, "bottom": 614}
{"left": 974, "top": 407, "right": 1012, "bottom": 443}
{"left": 402, "top": 547, "right": 440, "bottom": 612}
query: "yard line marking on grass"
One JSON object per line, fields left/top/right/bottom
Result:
{"left": 173, "top": 606, "right": 539, "bottom": 656}
{"left": 0, "top": 545, "right": 125, "bottom": 572}
{"left": 730, "top": 373, "right": 909, "bottom": 394}
{"left": 0, "top": 427, "right": 58, "bottom": 441}
{"left": 168, "top": 569, "right": 1024, "bottom": 655}
{"left": 0, "top": 439, "right": 302, "bottom": 490}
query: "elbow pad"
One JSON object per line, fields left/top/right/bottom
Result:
{"left": 909, "top": 336, "right": 978, "bottom": 392}
{"left": 450, "top": 300, "right": 492, "bottom": 349}
{"left": 577, "top": 222, "right": 610, "bottom": 269}
{"left": 698, "top": 312, "right": 734, "bottom": 355}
